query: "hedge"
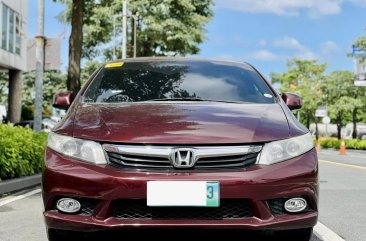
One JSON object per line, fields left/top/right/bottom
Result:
{"left": 317, "top": 138, "right": 366, "bottom": 150}
{"left": 0, "top": 124, "right": 47, "bottom": 181}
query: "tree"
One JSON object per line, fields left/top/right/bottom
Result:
{"left": 67, "top": 0, "right": 84, "bottom": 93}
{"left": 57, "top": 0, "right": 213, "bottom": 60}
{"left": 324, "top": 71, "right": 366, "bottom": 139}
{"left": 128, "top": 0, "right": 213, "bottom": 57}
{"left": 271, "top": 59, "right": 327, "bottom": 131}
{"left": 22, "top": 71, "right": 67, "bottom": 107}
{"left": 329, "top": 97, "right": 362, "bottom": 139}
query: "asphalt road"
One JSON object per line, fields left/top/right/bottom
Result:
{"left": 317, "top": 149, "right": 366, "bottom": 241}
{"left": 4, "top": 148, "right": 366, "bottom": 241}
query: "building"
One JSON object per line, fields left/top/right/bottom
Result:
{"left": 0, "top": 0, "right": 27, "bottom": 123}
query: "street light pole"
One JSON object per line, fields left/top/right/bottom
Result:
{"left": 133, "top": 15, "right": 137, "bottom": 58}
{"left": 34, "top": 0, "right": 45, "bottom": 132}
{"left": 122, "top": 0, "right": 127, "bottom": 59}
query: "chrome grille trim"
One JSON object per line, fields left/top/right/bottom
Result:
{"left": 103, "top": 144, "right": 262, "bottom": 170}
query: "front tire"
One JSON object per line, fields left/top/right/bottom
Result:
{"left": 274, "top": 228, "right": 313, "bottom": 241}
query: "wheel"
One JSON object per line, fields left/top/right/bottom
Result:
{"left": 274, "top": 228, "right": 313, "bottom": 241}
{"left": 47, "top": 228, "right": 86, "bottom": 241}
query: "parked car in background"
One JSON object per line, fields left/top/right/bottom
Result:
{"left": 0, "top": 105, "right": 6, "bottom": 123}
{"left": 43, "top": 58, "right": 318, "bottom": 241}
{"left": 14, "top": 116, "right": 58, "bottom": 132}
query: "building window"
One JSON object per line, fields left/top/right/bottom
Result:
{"left": 1, "top": 4, "right": 21, "bottom": 55}
{"left": 1, "top": 5, "right": 7, "bottom": 50}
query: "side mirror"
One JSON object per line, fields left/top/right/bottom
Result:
{"left": 282, "top": 92, "right": 302, "bottom": 110}
{"left": 53, "top": 91, "right": 75, "bottom": 110}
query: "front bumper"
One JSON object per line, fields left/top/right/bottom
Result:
{"left": 43, "top": 148, "right": 318, "bottom": 232}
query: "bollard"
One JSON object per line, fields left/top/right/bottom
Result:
{"left": 316, "top": 140, "right": 321, "bottom": 152}
{"left": 339, "top": 141, "right": 346, "bottom": 155}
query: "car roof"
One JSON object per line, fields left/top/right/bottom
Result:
{"left": 105, "top": 57, "right": 254, "bottom": 70}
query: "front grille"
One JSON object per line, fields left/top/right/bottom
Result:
{"left": 113, "top": 199, "right": 253, "bottom": 220}
{"left": 195, "top": 153, "right": 259, "bottom": 169}
{"left": 108, "top": 152, "right": 172, "bottom": 168}
{"left": 79, "top": 199, "right": 99, "bottom": 216}
{"left": 105, "top": 145, "right": 261, "bottom": 170}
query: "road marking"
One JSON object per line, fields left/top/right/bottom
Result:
{"left": 314, "top": 222, "right": 345, "bottom": 241}
{"left": 320, "top": 159, "right": 366, "bottom": 171}
{"left": 0, "top": 188, "right": 41, "bottom": 207}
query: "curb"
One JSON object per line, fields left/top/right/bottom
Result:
{"left": 0, "top": 174, "right": 41, "bottom": 195}
{"left": 314, "top": 222, "right": 345, "bottom": 241}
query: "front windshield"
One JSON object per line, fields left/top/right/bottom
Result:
{"left": 82, "top": 60, "right": 276, "bottom": 104}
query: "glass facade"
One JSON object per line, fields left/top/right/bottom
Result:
{"left": 1, "top": 4, "right": 8, "bottom": 50}
{"left": 1, "top": 3, "right": 21, "bottom": 55}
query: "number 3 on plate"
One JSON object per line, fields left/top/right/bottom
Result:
{"left": 207, "top": 185, "right": 214, "bottom": 199}
{"left": 206, "top": 182, "right": 220, "bottom": 207}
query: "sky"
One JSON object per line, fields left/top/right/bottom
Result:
{"left": 28, "top": 0, "right": 366, "bottom": 79}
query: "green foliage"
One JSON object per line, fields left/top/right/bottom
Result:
{"left": 0, "top": 70, "right": 67, "bottom": 117}
{"left": 319, "top": 138, "right": 341, "bottom": 149}
{"left": 20, "top": 105, "right": 52, "bottom": 120}
{"left": 22, "top": 70, "right": 67, "bottom": 107}
{"left": 271, "top": 60, "right": 366, "bottom": 138}
{"left": 0, "top": 124, "right": 47, "bottom": 180}
{"left": 319, "top": 138, "right": 366, "bottom": 150}
{"left": 55, "top": 0, "right": 214, "bottom": 59}
{"left": 271, "top": 59, "right": 327, "bottom": 128}
{"left": 352, "top": 36, "right": 366, "bottom": 63}
{"left": 324, "top": 71, "right": 365, "bottom": 121}
{"left": 21, "top": 105, "right": 34, "bottom": 120}
{"left": 80, "top": 60, "right": 102, "bottom": 84}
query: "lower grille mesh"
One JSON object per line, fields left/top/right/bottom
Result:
{"left": 79, "top": 199, "right": 99, "bottom": 216}
{"left": 113, "top": 199, "right": 253, "bottom": 220}
{"left": 267, "top": 199, "right": 286, "bottom": 215}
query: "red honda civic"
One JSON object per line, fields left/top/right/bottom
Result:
{"left": 43, "top": 58, "right": 318, "bottom": 241}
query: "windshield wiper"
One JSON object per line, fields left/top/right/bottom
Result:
{"left": 147, "top": 98, "right": 204, "bottom": 101}
{"left": 145, "top": 98, "right": 244, "bottom": 104}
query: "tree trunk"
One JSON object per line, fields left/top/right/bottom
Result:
{"left": 352, "top": 108, "right": 358, "bottom": 139}
{"left": 336, "top": 113, "right": 342, "bottom": 140}
{"left": 306, "top": 111, "right": 310, "bottom": 129}
{"left": 67, "top": 0, "right": 84, "bottom": 94}
{"left": 128, "top": 16, "right": 134, "bottom": 58}
{"left": 315, "top": 118, "right": 319, "bottom": 140}
{"left": 141, "top": 37, "right": 152, "bottom": 57}
{"left": 7, "top": 70, "right": 22, "bottom": 123}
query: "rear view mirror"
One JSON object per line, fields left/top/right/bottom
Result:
{"left": 53, "top": 91, "right": 75, "bottom": 110}
{"left": 281, "top": 92, "right": 302, "bottom": 110}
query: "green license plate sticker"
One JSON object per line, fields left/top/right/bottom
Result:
{"left": 206, "top": 182, "right": 220, "bottom": 207}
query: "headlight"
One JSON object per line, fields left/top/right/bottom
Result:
{"left": 257, "top": 133, "right": 314, "bottom": 165}
{"left": 47, "top": 132, "right": 107, "bottom": 164}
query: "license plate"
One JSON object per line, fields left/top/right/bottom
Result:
{"left": 147, "top": 181, "right": 220, "bottom": 207}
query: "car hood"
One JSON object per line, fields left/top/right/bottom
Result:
{"left": 72, "top": 102, "right": 291, "bottom": 144}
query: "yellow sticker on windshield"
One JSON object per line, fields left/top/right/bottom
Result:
{"left": 105, "top": 62, "right": 124, "bottom": 68}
